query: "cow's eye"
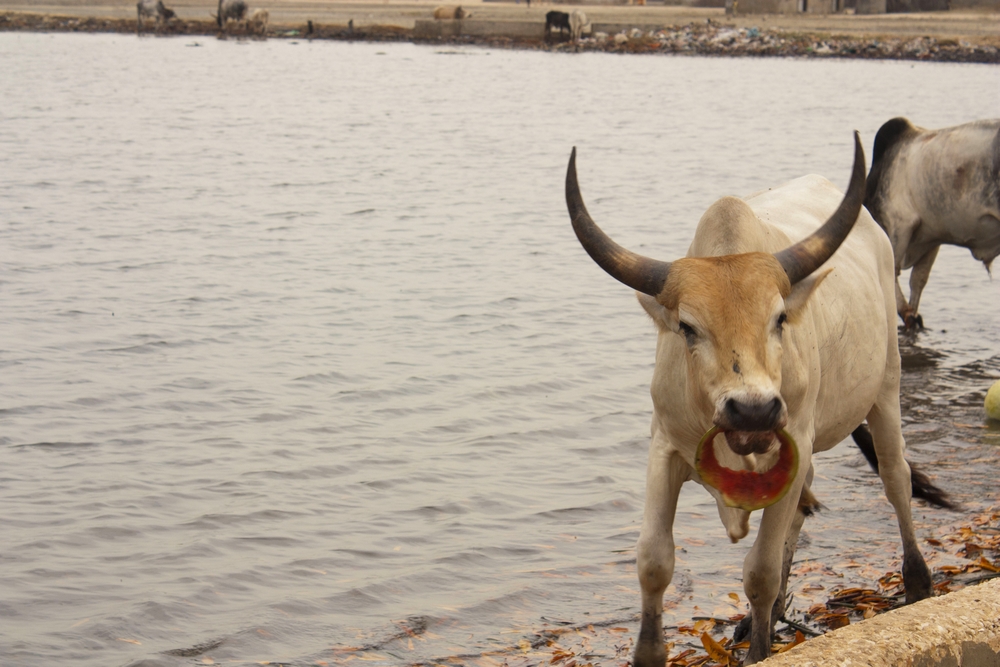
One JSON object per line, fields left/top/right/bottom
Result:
{"left": 678, "top": 321, "right": 697, "bottom": 346}
{"left": 776, "top": 312, "right": 788, "bottom": 333}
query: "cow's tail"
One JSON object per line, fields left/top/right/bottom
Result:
{"left": 851, "top": 423, "right": 958, "bottom": 510}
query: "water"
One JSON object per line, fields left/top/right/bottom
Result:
{"left": 2, "top": 33, "right": 999, "bottom": 666}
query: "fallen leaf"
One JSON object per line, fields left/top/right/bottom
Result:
{"left": 777, "top": 630, "right": 806, "bottom": 653}
{"left": 700, "top": 632, "right": 732, "bottom": 665}
{"left": 976, "top": 557, "right": 1000, "bottom": 572}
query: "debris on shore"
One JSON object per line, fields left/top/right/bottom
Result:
{"left": 2, "top": 11, "right": 998, "bottom": 63}
{"left": 548, "top": 21, "right": 1000, "bottom": 63}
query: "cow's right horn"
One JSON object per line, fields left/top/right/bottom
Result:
{"left": 773, "top": 132, "right": 867, "bottom": 286}
{"left": 566, "top": 148, "right": 671, "bottom": 297}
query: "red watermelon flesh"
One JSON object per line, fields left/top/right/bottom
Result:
{"left": 695, "top": 426, "right": 799, "bottom": 512}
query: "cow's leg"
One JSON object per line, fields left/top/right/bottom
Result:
{"left": 741, "top": 449, "right": 808, "bottom": 665}
{"left": 905, "top": 245, "right": 939, "bottom": 329}
{"left": 732, "top": 465, "right": 817, "bottom": 645}
{"left": 634, "top": 438, "right": 688, "bottom": 667}
{"left": 890, "top": 224, "right": 925, "bottom": 329}
{"left": 893, "top": 267, "right": 912, "bottom": 327}
{"left": 773, "top": 465, "right": 816, "bottom": 619}
{"left": 866, "top": 401, "right": 932, "bottom": 602}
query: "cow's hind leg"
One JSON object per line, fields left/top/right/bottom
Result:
{"left": 866, "top": 404, "right": 932, "bottom": 602}
{"left": 634, "top": 441, "right": 688, "bottom": 667}
{"left": 905, "top": 245, "right": 939, "bottom": 330}
{"left": 851, "top": 423, "right": 955, "bottom": 509}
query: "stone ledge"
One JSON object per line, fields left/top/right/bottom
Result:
{"left": 759, "top": 578, "right": 1000, "bottom": 666}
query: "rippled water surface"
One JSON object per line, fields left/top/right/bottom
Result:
{"left": 2, "top": 33, "right": 999, "bottom": 666}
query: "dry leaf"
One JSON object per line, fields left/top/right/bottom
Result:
{"left": 976, "top": 557, "right": 1000, "bottom": 572}
{"left": 700, "top": 632, "right": 732, "bottom": 665}
{"left": 777, "top": 630, "right": 805, "bottom": 653}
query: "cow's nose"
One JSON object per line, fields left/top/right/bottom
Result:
{"left": 721, "top": 397, "right": 783, "bottom": 431}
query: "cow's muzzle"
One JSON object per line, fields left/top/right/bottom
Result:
{"left": 716, "top": 397, "right": 786, "bottom": 456}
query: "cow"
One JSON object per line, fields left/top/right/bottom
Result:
{"left": 569, "top": 10, "right": 590, "bottom": 42}
{"left": 433, "top": 5, "right": 469, "bottom": 19}
{"left": 136, "top": 0, "right": 175, "bottom": 33}
{"left": 247, "top": 7, "right": 269, "bottom": 34}
{"left": 545, "top": 10, "right": 570, "bottom": 40}
{"left": 864, "top": 116, "right": 1000, "bottom": 330}
{"left": 566, "top": 134, "right": 950, "bottom": 665}
{"left": 217, "top": 0, "right": 248, "bottom": 27}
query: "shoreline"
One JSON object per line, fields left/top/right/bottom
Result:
{"left": 2, "top": 2, "right": 1000, "bottom": 62}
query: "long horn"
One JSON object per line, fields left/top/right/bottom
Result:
{"left": 773, "top": 132, "right": 867, "bottom": 285}
{"left": 566, "top": 147, "right": 671, "bottom": 297}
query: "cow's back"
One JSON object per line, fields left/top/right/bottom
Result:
{"left": 744, "top": 175, "right": 898, "bottom": 452}
{"left": 869, "top": 119, "right": 1000, "bottom": 269}
{"left": 900, "top": 121, "right": 1000, "bottom": 243}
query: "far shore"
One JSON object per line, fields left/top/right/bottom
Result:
{"left": 2, "top": 0, "right": 999, "bottom": 61}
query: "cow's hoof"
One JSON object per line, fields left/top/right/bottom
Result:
{"left": 902, "top": 312, "right": 924, "bottom": 331}
{"left": 633, "top": 643, "right": 666, "bottom": 667}
{"left": 902, "top": 555, "right": 933, "bottom": 603}
{"left": 633, "top": 631, "right": 667, "bottom": 667}
{"left": 732, "top": 612, "right": 752, "bottom": 643}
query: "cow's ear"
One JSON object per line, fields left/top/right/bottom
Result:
{"left": 785, "top": 267, "right": 833, "bottom": 323}
{"left": 638, "top": 292, "right": 678, "bottom": 332}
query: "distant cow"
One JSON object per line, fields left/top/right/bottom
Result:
{"left": 545, "top": 10, "right": 570, "bottom": 40}
{"left": 136, "top": 0, "right": 175, "bottom": 33}
{"left": 569, "top": 9, "right": 590, "bottom": 41}
{"left": 217, "top": 0, "right": 248, "bottom": 27}
{"left": 865, "top": 117, "right": 1000, "bottom": 329}
{"left": 247, "top": 7, "right": 269, "bottom": 34}
{"left": 433, "top": 5, "right": 469, "bottom": 19}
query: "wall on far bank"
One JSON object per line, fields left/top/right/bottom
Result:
{"left": 413, "top": 18, "right": 544, "bottom": 38}
{"left": 732, "top": 0, "right": 994, "bottom": 13}
{"left": 949, "top": 0, "right": 1000, "bottom": 8}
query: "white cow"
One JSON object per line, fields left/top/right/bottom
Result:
{"left": 566, "top": 134, "right": 944, "bottom": 665}
{"left": 433, "top": 5, "right": 469, "bottom": 19}
{"left": 569, "top": 10, "right": 590, "bottom": 42}
{"left": 864, "top": 117, "right": 1000, "bottom": 329}
{"left": 247, "top": 8, "right": 269, "bottom": 34}
{"left": 136, "top": 0, "right": 175, "bottom": 33}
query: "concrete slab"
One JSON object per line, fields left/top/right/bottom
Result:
{"left": 759, "top": 579, "right": 1000, "bottom": 667}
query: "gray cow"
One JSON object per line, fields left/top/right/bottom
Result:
{"left": 137, "top": 0, "right": 175, "bottom": 33}
{"left": 864, "top": 117, "right": 1000, "bottom": 329}
{"left": 217, "top": 0, "right": 248, "bottom": 27}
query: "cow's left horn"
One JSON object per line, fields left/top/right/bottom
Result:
{"left": 566, "top": 148, "right": 671, "bottom": 297}
{"left": 773, "top": 132, "right": 867, "bottom": 285}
